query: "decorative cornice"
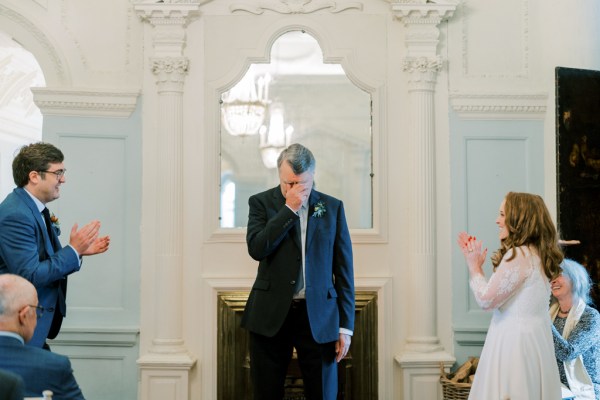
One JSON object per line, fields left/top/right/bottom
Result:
{"left": 392, "top": 1, "right": 457, "bottom": 69}
{"left": 31, "top": 87, "right": 140, "bottom": 118}
{"left": 134, "top": 1, "right": 201, "bottom": 25}
{"left": 391, "top": 0, "right": 458, "bottom": 22}
{"left": 450, "top": 92, "right": 548, "bottom": 119}
{"left": 135, "top": 2, "right": 199, "bottom": 67}
{"left": 230, "top": 0, "right": 362, "bottom": 15}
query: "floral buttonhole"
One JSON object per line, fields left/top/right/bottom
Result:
{"left": 312, "top": 201, "right": 326, "bottom": 218}
{"left": 50, "top": 213, "right": 61, "bottom": 235}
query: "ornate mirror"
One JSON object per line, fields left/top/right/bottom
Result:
{"left": 220, "top": 31, "right": 372, "bottom": 229}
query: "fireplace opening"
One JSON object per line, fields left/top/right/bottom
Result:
{"left": 217, "top": 291, "right": 378, "bottom": 399}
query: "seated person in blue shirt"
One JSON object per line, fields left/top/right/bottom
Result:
{"left": 550, "top": 259, "right": 600, "bottom": 400}
{"left": 0, "top": 274, "right": 84, "bottom": 399}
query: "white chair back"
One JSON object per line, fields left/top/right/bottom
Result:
{"left": 24, "top": 389, "right": 53, "bottom": 400}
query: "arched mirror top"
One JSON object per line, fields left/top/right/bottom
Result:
{"left": 216, "top": 27, "right": 378, "bottom": 96}
{"left": 219, "top": 30, "right": 373, "bottom": 231}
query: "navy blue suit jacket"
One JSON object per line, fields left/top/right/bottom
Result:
{"left": 0, "top": 335, "right": 84, "bottom": 399}
{"left": 241, "top": 186, "right": 354, "bottom": 344}
{"left": 0, "top": 188, "right": 80, "bottom": 347}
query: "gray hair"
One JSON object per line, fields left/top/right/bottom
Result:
{"left": 277, "top": 143, "right": 315, "bottom": 175}
{"left": 559, "top": 259, "right": 593, "bottom": 305}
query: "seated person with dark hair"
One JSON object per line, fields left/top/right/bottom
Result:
{"left": 0, "top": 368, "right": 24, "bottom": 400}
{"left": 0, "top": 274, "right": 84, "bottom": 399}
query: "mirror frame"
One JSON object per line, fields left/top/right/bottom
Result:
{"left": 205, "top": 27, "right": 387, "bottom": 244}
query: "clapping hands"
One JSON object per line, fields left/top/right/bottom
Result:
{"left": 69, "top": 220, "right": 110, "bottom": 256}
{"left": 457, "top": 231, "right": 487, "bottom": 274}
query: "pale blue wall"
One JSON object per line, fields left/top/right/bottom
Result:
{"left": 449, "top": 109, "right": 545, "bottom": 366}
{"left": 41, "top": 103, "right": 142, "bottom": 400}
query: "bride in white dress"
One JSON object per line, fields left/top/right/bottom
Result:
{"left": 458, "top": 192, "right": 563, "bottom": 400}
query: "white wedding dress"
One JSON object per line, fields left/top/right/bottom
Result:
{"left": 468, "top": 246, "right": 561, "bottom": 400}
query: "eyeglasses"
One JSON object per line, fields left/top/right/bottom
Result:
{"left": 27, "top": 304, "right": 54, "bottom": 319}
{"left": 39, "top": 169, "right": 66, "bottom": 179}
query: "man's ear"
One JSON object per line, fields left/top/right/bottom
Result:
{"left": 28, "top": 170, "right": 39, "bottom": 185}
{"left": 17, "top": 305, "right": 31, "bottom": 325}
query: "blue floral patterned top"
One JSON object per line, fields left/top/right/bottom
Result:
{"left": 552, "top": 306, "right": 600, "bottom": 399}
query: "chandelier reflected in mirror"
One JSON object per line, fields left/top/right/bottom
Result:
{"left": 259, "top": 104, "right": 294, "bottom": 169}
{"left": 221, "top": 72, "right": 271, "bottom": 137}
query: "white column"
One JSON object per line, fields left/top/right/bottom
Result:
{"left": 391, "top": 2, "right": 457, "bottom": 399}
{"left": 150, "top": 56, "right": 188, "bottom": 351}
{"left": 134, "top": 3, "right": 199, "bottom": 400}
{"left": 404, "top": 56, "right": 442, "bottom": 352}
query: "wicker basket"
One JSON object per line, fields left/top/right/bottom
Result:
{"left": 439, "top": 363, "right": 472, "bottom": 400}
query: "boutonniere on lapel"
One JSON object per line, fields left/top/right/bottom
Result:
{"left": 50, "top": 213, "right": 61, "bottom": 235}
{"left": 312, "top": 201, "right": 326, "bottom": 218}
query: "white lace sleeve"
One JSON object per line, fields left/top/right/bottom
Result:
{"left": 469, "top": 247, "right": 534, "bottom": 310}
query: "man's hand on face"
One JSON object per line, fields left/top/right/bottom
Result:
{"left": 285, "top": 183, "right": 310, "bottom": 212}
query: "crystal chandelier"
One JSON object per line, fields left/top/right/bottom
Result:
{"left": 221, "top": 73, "right": 271, "bottom": 137}
{"left": 259, "top": 104, "right": 294, "bottom": 169}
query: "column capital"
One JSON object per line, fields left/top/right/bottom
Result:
{"left": 134, "top": 1, "right": 201, "bottom": 59}
{"left": 402, "top": 56, "right": 442, "bottom": 74}
{"left": 151, "top": 56, "right": 189, "bottom": 90}
{"left": 402, "top": 56, "right": 442, "bottom": 90}
{"left": 391, "top": 0, "right": 457, "bottom": 61}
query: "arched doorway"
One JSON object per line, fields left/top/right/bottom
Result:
{"left": 0, "top": 29, "right": 44, "bottom": 198}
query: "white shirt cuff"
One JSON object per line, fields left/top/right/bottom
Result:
{"left": 339, "top": 327, "right": 353, "bottom": 336}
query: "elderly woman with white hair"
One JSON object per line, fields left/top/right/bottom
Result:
{"left": 550, "top": 258, "right": 600, "bottom": 400}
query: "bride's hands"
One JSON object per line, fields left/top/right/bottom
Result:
{"left": 457, "top": 231, "right": 487, "bottom": 275}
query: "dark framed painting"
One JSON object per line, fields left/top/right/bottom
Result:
{"left": 556, "top": 66, "right": 600, "bottom": 309}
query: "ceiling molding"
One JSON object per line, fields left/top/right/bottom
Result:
{"left": 449, "top": 92, "right": 548, "bottom": 120}
{"left": 31, "top": 87, "right": 140, "bottom": 118}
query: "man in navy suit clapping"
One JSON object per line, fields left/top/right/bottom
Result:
{"left": 0, "top": 142, "right": 109, "bottom": 348}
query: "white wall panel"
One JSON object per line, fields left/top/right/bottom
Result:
{"left": 53, "top": 340, "right": 139, "bottom": 400}
{"left": 450, "top": 110, "right": 545, "bottom": 363}
{"left": 40, "top": 105, "right": 142, "bottom": 399}
{"left": 448, "top": 0, "right": 540, "bottom": 94}
{"left": 41, "top": 109, "right": 141, "bottom": 327}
